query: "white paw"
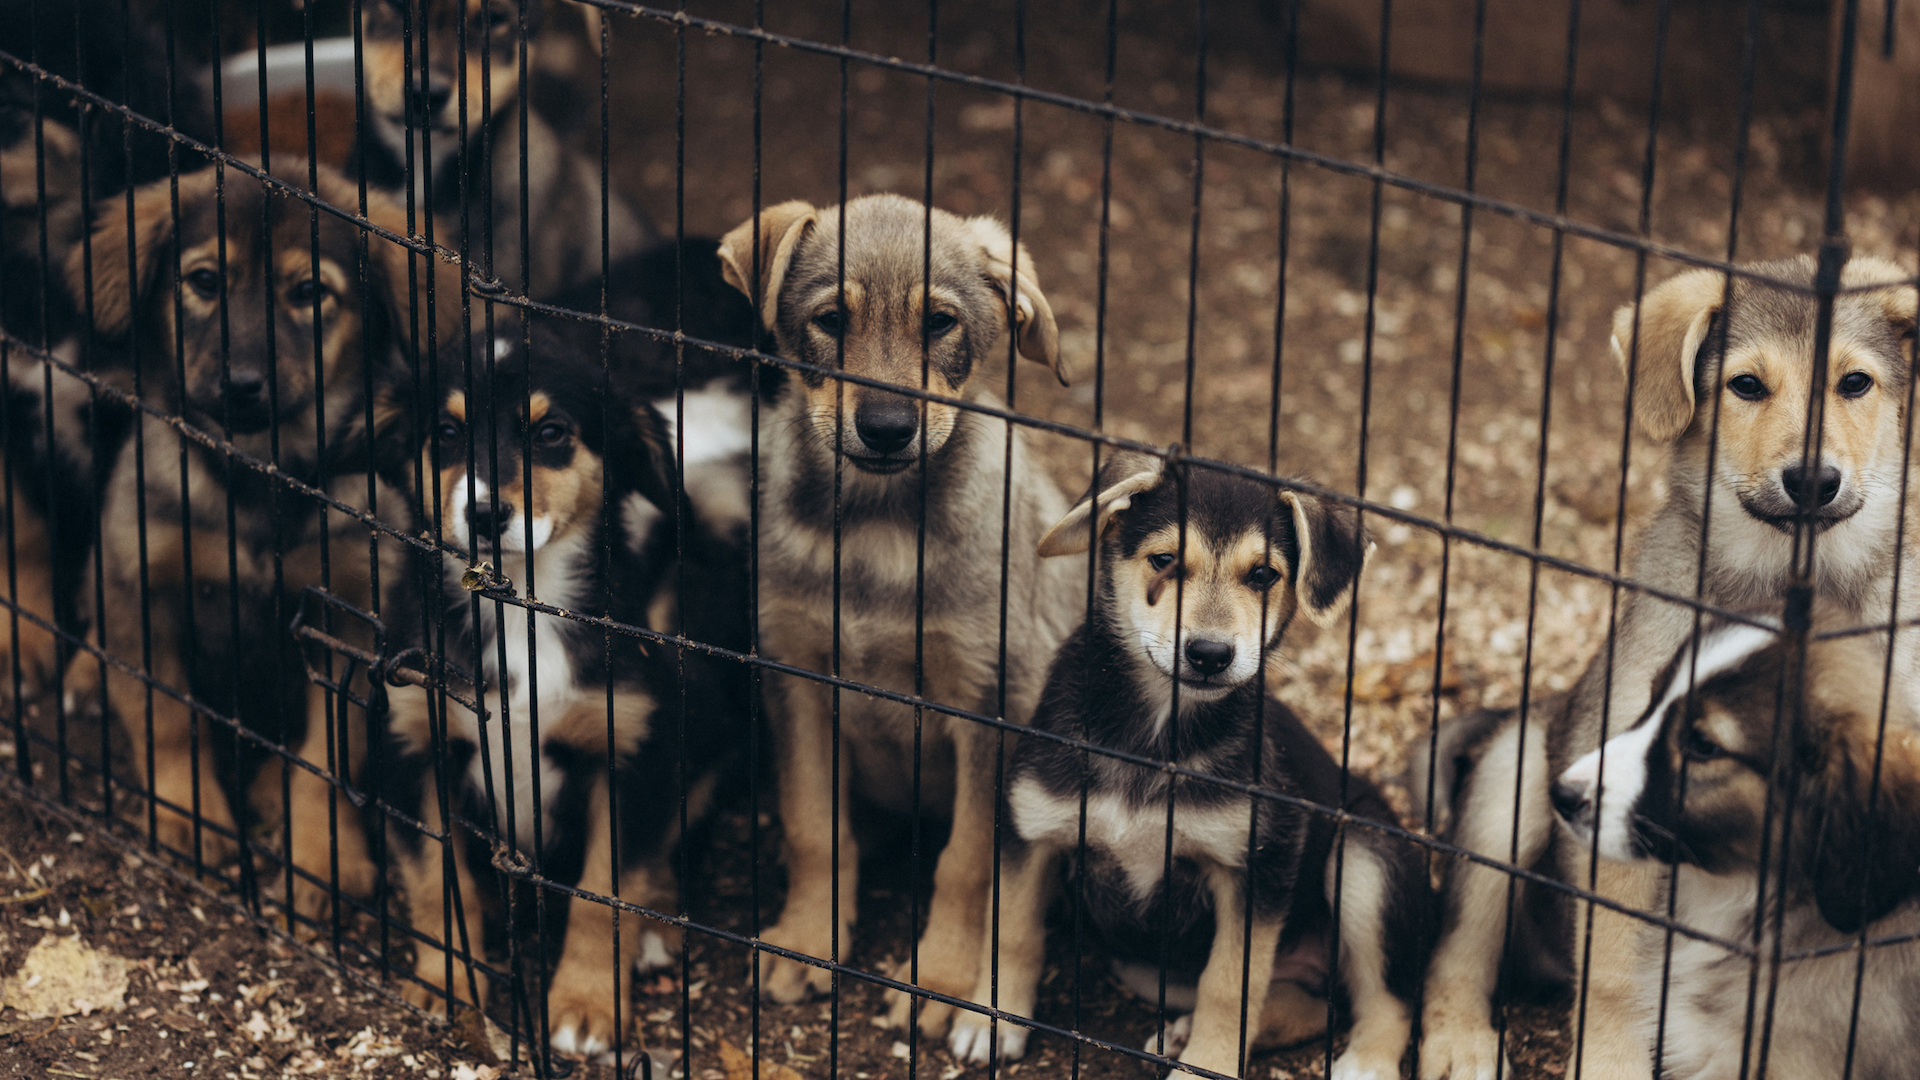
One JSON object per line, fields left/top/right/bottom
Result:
{"left": 1418, "top": 1020, "right": 1508, "bottom": 1080}
{"left": 633, "top": 930, "right": 674, "bottom": 973}
{"left": 1143, "top": 1013, "right": 1192, "bottom": 1059}
{"left": 1330, "top": 1051, "right": 1397, "bottom": 1080}
{"left": 948, "top": 1015, "right": 1029, "bottom": 1065}
{"left": 550, "top": 1023, "right": 612, "bottom": 1062}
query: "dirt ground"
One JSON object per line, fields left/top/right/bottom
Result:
{"left": 11, "top": 0, "right": 1920, "bottom": 1077}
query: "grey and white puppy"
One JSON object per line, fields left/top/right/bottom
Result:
{"left": 1552, "top": 621, "right": 1920, "bottom": 1080}
{"left": 1416, "top": 255, "right": 1920, "bottom": 1080}
{"left": 718, "top": 193, "right": 1084, "bottom": 1032}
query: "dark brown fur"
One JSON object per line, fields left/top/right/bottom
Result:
{"left": 63, "top": 158, "right": 456, "bottom": 925}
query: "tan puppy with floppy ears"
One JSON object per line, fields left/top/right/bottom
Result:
{"left": 718, "top": 194, "right": 1084, "bottom": 1031}
{"left": 1417, "top": 255, "right": 1920, "bottom": 1080}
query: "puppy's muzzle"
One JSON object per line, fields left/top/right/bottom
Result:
{"left": 404, "top": 83, "right": 455, "bottom": 130}
{"left": 1740, "top": 460, "right": 1860, "bottom": 531}
{"left": 1780, "top": 463, "right": 1841, "bottom": 508}
{"left": 1549, "top": 776, "right": 1591, "bottom": 834}
{"left": 1183, "top": 637, "right": 1234, "bottom": 677}
{"left": 848, "top": 398, "right": 918, "bottom": 471}
{"left": 214, "top": 372, "right": 272, "bottom": 434}
{"left": 466, "top": 498, "right": 516, "bottom": 542}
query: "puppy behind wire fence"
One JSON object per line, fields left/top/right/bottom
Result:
{"left": 0, "top": 1, "right": 1915, "bottom": 1079}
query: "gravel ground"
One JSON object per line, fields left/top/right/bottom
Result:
{"left": 11, "top": 0, "right": 1920, "bottom": 1076}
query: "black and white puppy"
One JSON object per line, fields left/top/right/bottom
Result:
{"left": 1551, "top": 621, "right": 1920, "bottom": 1080}
{"left": 948, "top": 453, "right": 1427, "bottom": 1080}
{"left": 377, "top": 319, "right": 748, "bottom": 1060}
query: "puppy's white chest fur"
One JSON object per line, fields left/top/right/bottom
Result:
{"left": 1009, "top": 776, "right": 1250, "bottom": 901}
{"left": 443, "top": 534, "right": 591, "bottom": 851}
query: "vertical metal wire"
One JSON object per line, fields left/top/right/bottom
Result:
{"left": 745, "top": 0, "right": 767, "bottom": 1070}
{"left": 829, "top": 4, "right": 852, "bottom": 1073}
{"left": 1068, "top": 3, "right": 1120, "bottom": 1077}
{"left": 904, "top": 0, "right": 938, "bottom": 1065}
{"left": 986, "top": 4, "right": 1029, "bottom": 1077}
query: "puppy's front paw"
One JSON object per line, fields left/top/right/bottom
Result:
{"left": 755, "top": 918, "right": 843, "bottom": 1003}
{"left": 948, "top": 1012, "right": 1029, "bottom": 1065}
{"left": 1330, "top": 1050, "right": 1400, "bottom": 1080}
{"left": 549, "top": 982, "right": 624, "bottom": 1062}
{"left": 634, "top": 929, "right": 675, "bottom": 974}
{"left": 1144, "top": 1012, "right": 1192, "bottom": 1060}
{"left": 1418, "top": 1015, "right": 1507, "bottom": 1080}
{"left": 882, "top": 986, "right": 950, "bottom": 1033}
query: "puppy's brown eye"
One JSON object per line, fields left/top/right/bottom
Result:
{"left": 185, "top": 268, "right": 221, "bottom": 298}
{"left": 1246, "top": 565, "right": 1280, "bottom": 590}
{"left": 535, "top": 421, "right": 568, "bottom": 447}
{"left": 1727, "top": 374, "right": 1766, "bottom": 400}
{"left": 1838, "top": 371, "right": 1873, "bottom": 397}
{"left": 436, "top": 419, "right": 462, "bottom": 446}
{"left": 926, "top": 311, "right": 957, "bottom": 335}
{"left": 1683, "top": 726, "right": 1721, "bottom": 762}
{"left": 813, "top": 311, "right": 845, "bottom": 336}
{"left": 1146, "top": 552, "right": 1175, "bottom": 572}
{"left": 287, "top": 279, "right": 326, "bottom": 305}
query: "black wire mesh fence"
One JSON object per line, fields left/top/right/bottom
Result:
{"left": 0, "top": 1, "right": 1916, "bottom": 1078}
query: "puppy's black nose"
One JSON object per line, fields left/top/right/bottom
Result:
{"left": 409, "top": 84, "right": 452, "bottom": 120}
{"left": 1549, "top": 779, "right": 1587, "bottom": 823}
{"left": 224, "top": 372, "right": 266, "bottom": 404}
{"left": 1184, "top": 638, "right": 1234, "bottom": 676}
{"left": 466, "top": 499, "right": 515, "bottom": 536}
{"left": 1781, "top": 464, "right": 1841, "bottom": 508}
{"left": 854, "top": 400, "right": 917, "bottom": 455}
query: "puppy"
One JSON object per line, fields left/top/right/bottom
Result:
{"left": 378, "top": 320, "right": 749, "bottom": 1060}
{"left": 63, "top": 159, "right": 447, "bottom": 921}
{"left": 717, "top": 194, "right": 1084, "bottom": 1028}
{"left": 546, "top": 235, "right": 772, "bottom": 544}
{"left": 946, "top": 453, "right": 1423, "bottom": 1080}
{"left": 1551, "top": 621, "right": 1920, "bottom": 1080}
{"left": 0, "top": 0, "right": 214, "bottom": 716}
{"left": 355, "top": 0, "right": 652, "bottom": 300}
{"left": 1416, "top": 255, "right": 1920, "bottom": 1079}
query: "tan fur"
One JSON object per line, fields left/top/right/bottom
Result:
{"left": 720, "top": 194, "right": 1083, "bottom": 1033}
{"left": 718, "top": 200, "right": 819, "bottom": 331}
{"left": 1424, "top": 255, "right": 1920, "bottom": 1080}
{"left": 1176, "top": 867, "right": 1286, "bottom": 1077}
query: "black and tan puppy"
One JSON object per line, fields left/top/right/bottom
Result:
{"left": 946, "top": 454, "right": 1423, "bottom": 1080}
{"left": 354, "top": 0, "right": 652, "bottom": 299}
{"left": 63, "top": 159, "right": 449, "bottom": 919}
{"left": 378, "top": 321, "right": 748, "bottom": 1060}
{"left": 717, "top": 194, "right": 1084, "bottom": 1028}
{"left": 1550, "top": 621, "right": 1920, "bottom": 1080}
{"left": 1417, "top": 256, "right": 1920, "bottom": 1080}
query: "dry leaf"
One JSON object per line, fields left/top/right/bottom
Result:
{"left": 717, "top": 1037, "right": 804, "bottom": 1080}
{"left": 1349, "top": 649, "right": 1462, "bottom": 703}
{"left": 3, "top": 934, "right": 130, "bottom": 1018}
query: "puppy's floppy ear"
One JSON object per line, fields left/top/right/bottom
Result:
{"left": 1803, "top": 711, "right": 1920, "bottom": 934}
{"left": 68, "top": 176, "right": 179, "bottom": 340}
{"left": 1841, "top": 255, "right": 1918, "bottom": 341}
{"left": 1279, "top": 489, "right": 1370, "bottom": 627}
{"left": 718, "top": 200, "right": 817, "bottom": 333}
{"left": 963, "top": 215, "right": 1065, "bottom": 386}
{"left": 616, "top": 400, "right": 680, "bottom": 522}
{"left": 1037, "top": 451, "right": 1163, "bottom": 557}
{"left": 364, "top": 194, "right": 469, "bottom": 357}
{"left": 1611, "top": 267, "right": 1726, "bottom": 443}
